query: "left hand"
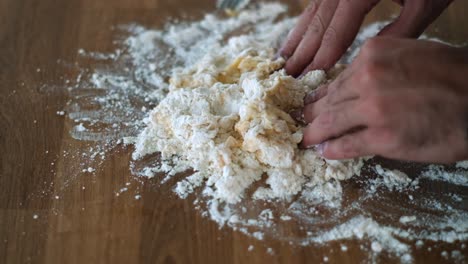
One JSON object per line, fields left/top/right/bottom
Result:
{"left": 279, "top": 0, "right": 453, "bottom": 77}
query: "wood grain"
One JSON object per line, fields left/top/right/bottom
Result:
{"left": 1, "top": 1, "right": 467, "bottom": 263}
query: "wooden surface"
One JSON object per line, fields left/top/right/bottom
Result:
{"left": 1, "top": 1, "right": 467, "bottom": 263}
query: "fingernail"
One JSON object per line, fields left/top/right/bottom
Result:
{"left": 304, "top": 90, "right": 317, "bottom": 105}
{"left": 316, "top": 142, "right": 327, "bottom": 156}
{"left": 290, "top": 109, "right": 306, "bottom": 126}
{"left": 273, "top": 53, "right": 280, "bottom": 60}
{"left": 299, "top": 141, "right": 311, "bottom": 149}
{"left": 289, "top": 109, "right": 302, "bottom": 119}
{"left": 274, "top": 51, "right": 287, "bottom": 61}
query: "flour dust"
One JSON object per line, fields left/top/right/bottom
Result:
{"left": 52, "top": 2, "right": 467, "bottom": 263}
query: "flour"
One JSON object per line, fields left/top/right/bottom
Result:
{"left": 421, "top": 165, "right": 468, "bottom": 186}
{"left": 306, "top": 215, "right": 411, "bottom": 258}
{"left": 133, "top": 44, "right": 363, "bottom": 203}
{"left": 399, "top": 216, "right": 417, "bottom": 224}
{"left": 373, "top": 165, "right": 413, "bottom": 191}
{"left": 54, "top": 2, "right": 468, "bottom": 263}
{"left": 456, "top": 160, "right": 468, "bottom": 169}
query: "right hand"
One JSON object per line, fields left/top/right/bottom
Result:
{"left": 300, "top": 37, "right": 468, "bottom": 163}
{"left": 279, "top": 0, "right": 453, "bottom": 77}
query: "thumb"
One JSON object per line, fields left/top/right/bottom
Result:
{"left": 378, "top": 0, "right": 452, "bottom": 38}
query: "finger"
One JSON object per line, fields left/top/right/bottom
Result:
{"left": 304, "top": 65, "right": 355, "bottom": 108}
{"left": 302, "top": 95, "right": 328, "bottom": 123}
{"left": 302, "top": 66, "right": 350, "bottom": 107}
{"left": 301, "top": 102, "right": 365, "bottom": 147}
{"left": 325, "top": 63, "right": 348, "bottom": 80}
{"left": 317, "top": 129, "right": 373, "bottom": 160}
{"left": 326, "top": 81, "right": 359, "bottom": 105}
{"left": 289, "top": 109, "right": 306, "bottom": 125}
{"left": 329, "top": 61, "right": 356, "bottom": 86}
{"left": 304, "top": 84, "right": 328, "bottom": 104}
{"left": 302, "top": 83, "right": 358, "bottom": 124}
{"left": 284, "top": 0, "right": 339, "bottom": 77}
{"left": 328, "top": 93, "right": 359, "bottom": 108}
{"left": 278, "top": 1, "right": 321, "bottom": 60}
{"left": 378, "top": 0, "right": 452, "bottom": 38}
{"left": 307, "top": 0, "right": 379, "bottom": 71}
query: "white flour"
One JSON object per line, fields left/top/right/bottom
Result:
{"left": 421, "top": 164, "right": 468, "bottom": 186}
{"left": 54, "top": 2, "right": 468, "bottom": 263}
{"left": 132, "top": 33, "right": 363, "bottom": 203}
{"left": 373, "top": 164, "right": 413, "bottom": 191}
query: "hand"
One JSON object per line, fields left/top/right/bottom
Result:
{"left": 279, "top": 0, "right": 453, "bottom": 77}
{"left": 300, "top": 37, "right": 468, "bottom": 163}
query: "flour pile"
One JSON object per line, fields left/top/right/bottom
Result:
{"left": 57, "top": 2, "right": 468, "bottom": 263}
{"left": 132, "top": 36, "right": 363, "bottom": 203}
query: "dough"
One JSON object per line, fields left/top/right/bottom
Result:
{"left": 133, "top": 35, "right": 363, "bottom": 203}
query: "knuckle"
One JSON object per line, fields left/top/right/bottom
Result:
{"left": 321, "top": 148, "right": 338, "bottom": 160}
{"left": 284, "top": 57, "right": 303, "bottom": 76}
{"left": 301, "top": 129, "right": 312, "bottom": 147}
{"left": 308, "top": 15, "right": 325, "bottom": 34}
{"left": 325, "top": 82, "right": 338, "bottom": 94}
{"left": 357, "top": 60, "right": 386, "bottom": 89}
{"left": 286, "top": 54, "right": 298, "bottom": 65}
{"left": 306, "top": 1, "right": 320, "bottom": 14}
{"left": 325, "top": 89, "right": 337, "bottom": 104}
{"left": 333, "top": 2, "right": 347, "bottom": 17}
{"left": 360, "top": 37, "right": 385, "bottom": 57}
{"left": 303, "top": 104, "right": 315, "bottom": 122}
{"left": 317, "top": 110, "right": 335, "bottom": 127}
{"left": 322, "top": 27, "right": 338, "bottom": 46}
{"left": 279, "top": 44, "right": 294, "bottom": 58}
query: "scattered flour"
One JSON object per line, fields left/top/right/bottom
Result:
{"left": 371, "top": 241, "right": 382, "bottom": 252}
{"left": 421, "top": 165, "right": 468, "bottom": 186}
{"left": 54, "top": 2, "right": 468, "bottom": 263}
{"left": 266, "top": 247, "right": 274, "bottom": 255}
{"left": 280, "top": 215, "right": 292, "bottom": 221}
{"left": 373, "top": 165, "right": 412, "bottom": 191}
{"left": 399, "top": 216, "right": 417, "bottom": 224}
{"left": 455, "top": 160, "right": 468, "bottom": 169}
{"left": 305, "top": 215, "right": 411, "bottom": 257}
{"left": 340, "top": 245, "right": 348, "bottom": 252}
{"left": 76, "top": 123, "right": 87, "bottom": 131}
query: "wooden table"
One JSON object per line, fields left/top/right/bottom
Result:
{"left": 1, "top": 0, "right": 467, "bottom": 263}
